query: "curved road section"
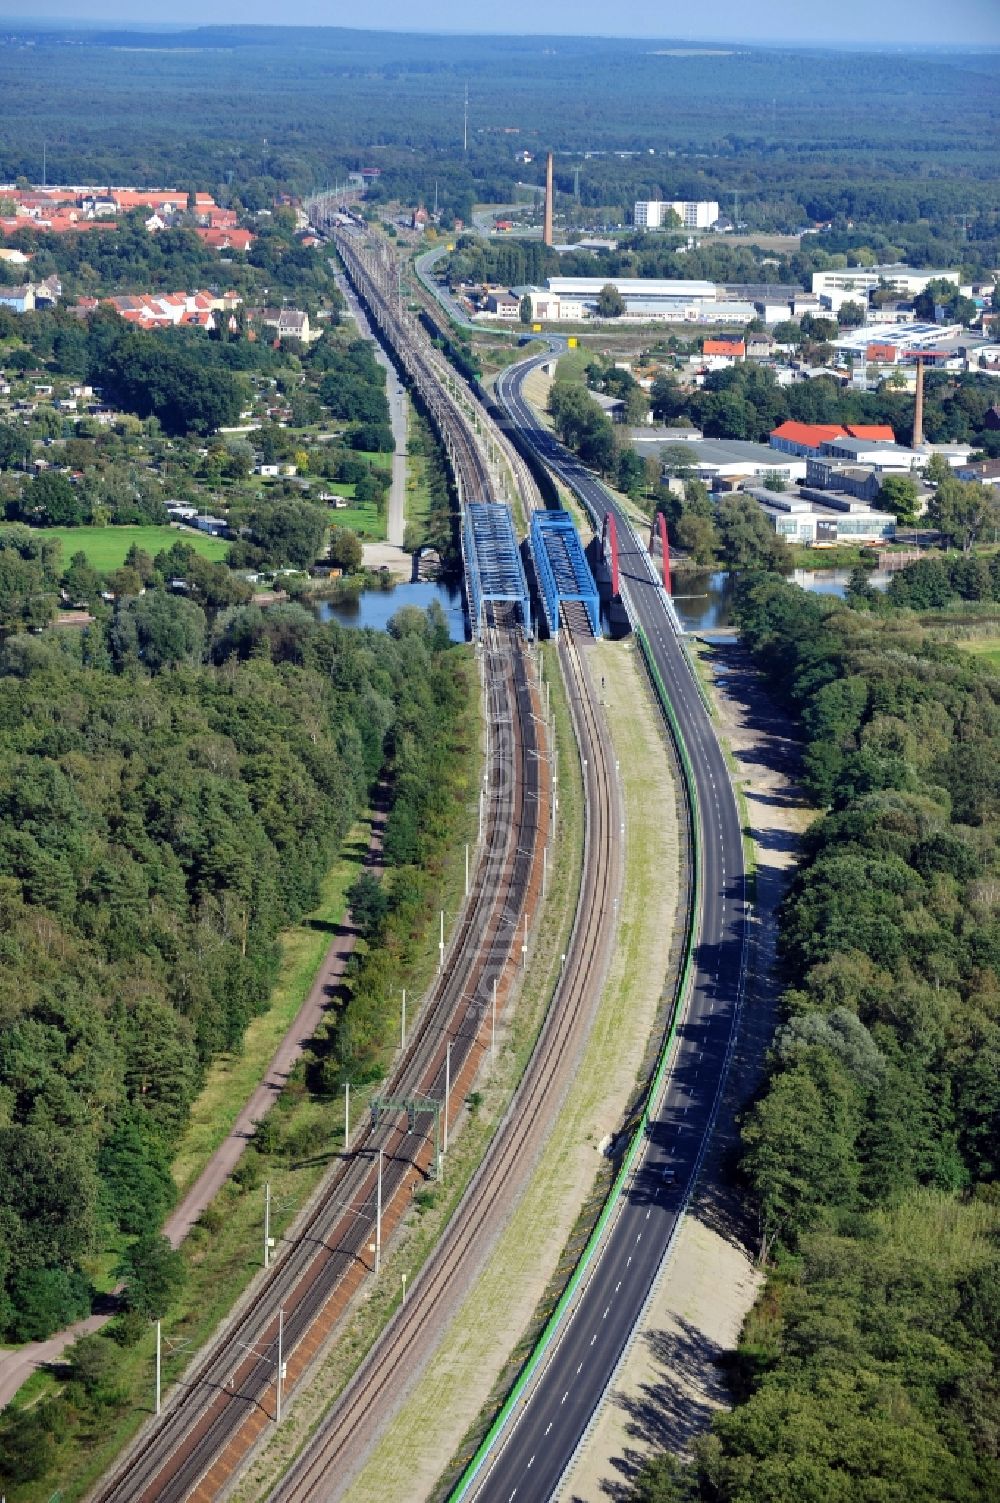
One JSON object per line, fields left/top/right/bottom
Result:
{"left": 458, "top": 357, "right": 750, "bottom": 1503}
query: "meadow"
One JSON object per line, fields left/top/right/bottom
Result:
{"left": 16, "top": 524, "right": 232, "bottom": 571}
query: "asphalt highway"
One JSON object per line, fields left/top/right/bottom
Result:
{"left": 465, "top": 358, "right": 750, "bottom": 1503}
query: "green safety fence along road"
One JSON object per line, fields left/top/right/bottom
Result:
{"left": 450, "top": 623, "right": 703, "bottom": 1501}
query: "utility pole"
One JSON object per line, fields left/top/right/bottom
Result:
{"left": 439, "top": 909, "right": 445, "bottom": 971}
{"left": 401, "top": 989, "right": 407, "bottom": 1050}
{"left": 155, "top": 1320, "right": 161, "bottom": 1415}
{"left": 465, "top": 842, "right": 470, "bottom": 898}
{"left": 491, "top": 976, "right": 497, "bottom": 1063}
{"left": 275, "top": 1307, "right": 284, "bottom": 1423}
{"left": 263, "top": 1181, "right": 271, "bottom": 1269}
{"left": 443, "top": 1041, "right": 452, "bottom": 1154}
{"left": 375, "top": 1148, "right": 383, "bottom": 1275}
{"left": 344, "top": 1081, "right": 350, "bottom": 1149}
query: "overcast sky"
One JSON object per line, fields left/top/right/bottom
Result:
{"left": 5, "top": 1, "right": 999, "bottom": 46}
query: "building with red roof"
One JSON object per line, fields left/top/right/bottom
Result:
{"left": 770, "top": 420, "right": 899, "bottom": 457}
{"left": 194, "top": 227, "right": 253, "bottom": 253}
{"left": 703, "top": 338, "right": 745, "bottom": 359}
{"left": 770, "top": 421, "right": 845, "bottom": 456}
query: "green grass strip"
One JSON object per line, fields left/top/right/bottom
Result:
{"left": 450, "top": 624, "right": 702, "bottom": 1501}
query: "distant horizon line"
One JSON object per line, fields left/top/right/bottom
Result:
{"left": 1, "top": 15, "right": 998, "bottom": 51}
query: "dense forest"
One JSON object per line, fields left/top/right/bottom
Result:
{"left": 628, "top": 579, "right": 1000, "bottom": 1501}
{"left": 0, "top": 25, "right": 997, "bottom": 256}
{"left": 0, "top": 592, "right": 470, "bottom": 1355}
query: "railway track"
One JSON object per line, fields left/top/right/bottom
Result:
{"left": 89, "top": 233, "right": 547, "bottom": 1503}
{"left": 269, "top": 619, "right": 620, "bottom": 1503}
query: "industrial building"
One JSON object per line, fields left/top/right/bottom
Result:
{"left": 520, "top": 276, "right": 747, "bottom": 324}
{"left": 833, "top": 321, "right": 963, "bottom": 358}
{"left": 819, "top": 436, "right": 929, "bottom": 471}
{"left": 745, "top": 487, "right": 897, "bottom": 545}
{"left": 770, "top": 421, "right": 897, "bottom": 457}
{"left": 812, "top": 265, "right": 960, "bottom": 300}
{"left": 655, "top": 438, "right": 807, "bottom": 489}
{"left": 634, "top": 200, "right": 720, "bottom": 230}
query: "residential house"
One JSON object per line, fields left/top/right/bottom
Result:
{"left": 0, "top": 284, "right": 34, "bottom": 313}
{"left": 956, "top": 458, "right": 1000, "bottom": 488}
{"left": 589, "top": 390, "right": 626, "bottom": 423}
{"left": 194, "top": 227, "right": 254, "bottom": 253}
{"left": 702, "top": 338, "right": 744, "bottom": 364}
{"left": 485, "top": 292, "right": 521, "bottom": 320}
{"left": 746, "top": 332, "right": 776, "bottom": 360}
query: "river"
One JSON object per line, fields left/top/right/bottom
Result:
{"left": 314, "top": 569, "right": 887, "bottom": 641}
{"left": 670, "top": 567, "right": 890, "bottom": 634}
{"left": 316, "top": 579, "right": 467, "bottom": 639}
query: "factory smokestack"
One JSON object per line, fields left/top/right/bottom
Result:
{"left": 912, "top": 356, "right": 925, "bottom": 449}
{"left": 543, "top": 152, "right": 554, "bottom": 247}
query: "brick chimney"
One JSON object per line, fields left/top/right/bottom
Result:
{"left": 543, "top": 152, "right": 554, "bottom": 247}
{"left": 912, "top": 356, "right": 925, "bottom": 449}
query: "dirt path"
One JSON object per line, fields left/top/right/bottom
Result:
{"left": 0, "top": 802, "right": 385, "bottom": 1413}
{"left": 563, "top": 638, "right": 814, "bottom": 1501}
{"left": 164, "top": 798, "right": 385, "bottom": 1247}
